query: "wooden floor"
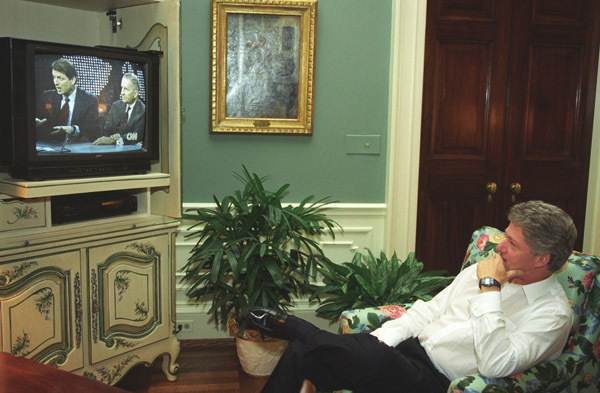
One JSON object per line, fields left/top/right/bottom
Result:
{"left": 115, "top": 339, "right": 269, "bottom": 393}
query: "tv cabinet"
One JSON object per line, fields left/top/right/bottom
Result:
{"left": 0, "top": 174, "right": 180, "bottom": 385}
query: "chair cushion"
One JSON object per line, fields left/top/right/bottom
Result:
{"left": 555, "top": 252, "right": 600, "bottom": 335}
{"left": 338, "top": 305, "right": 408, "bottom": 334}
{"left": 461, "top": 226, "right": 506, "bottom": 270}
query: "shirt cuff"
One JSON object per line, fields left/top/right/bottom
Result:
{"left": 370, "top": 327, "right": 403, "bottom": 347}
{"left": 468, "top": 291, "right": 502, "bottom": 317}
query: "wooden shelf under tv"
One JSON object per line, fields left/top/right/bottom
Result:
{"left": 21, "top": 0, "right": 160, "bottom": 12}
{"left": 0, "top": 172, "right": 170, "bottom": 199}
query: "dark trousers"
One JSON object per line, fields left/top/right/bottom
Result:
{"left": 261, "top": 316, "right": 450, "bottom": 393}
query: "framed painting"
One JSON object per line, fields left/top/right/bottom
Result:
{"left": 210, "top": 0, "right": 318, "bottom": 134}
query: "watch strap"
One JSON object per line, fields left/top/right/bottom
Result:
{"left": 479, "top": 276, "right": 501, "bottom": 289}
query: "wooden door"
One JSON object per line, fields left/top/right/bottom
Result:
{"left": 504, "top": 1, "right": 600, "bottom": 234}
{"left": 416, "top": 0, "right": 600, "bottom": 275}
{"left": 416, "top": 0, "right": 512, "bottom": 274}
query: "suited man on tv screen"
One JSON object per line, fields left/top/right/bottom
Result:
{"left": 36, "top": 58, "right": 100, "bottom": 144}
{"left": 92, "top": 72, "right": 145, "bottom": 146}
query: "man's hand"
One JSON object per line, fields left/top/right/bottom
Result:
{"left": 477, "top": 254, "right": 523, "bottom": 292}
{"left": 35, "top": 118, "right": 47, "bottom": 127}
{"left": 92, "top": 136, "right": 116, "bottom": 145}
{"left": 51, "top": 125, "right": 74, "bottom": 135}
{"left": 92, "top": 133, "right": 121, "bottom": 145}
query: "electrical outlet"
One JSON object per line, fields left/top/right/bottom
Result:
{"left": 177, "top": 320, "right": 194, "bottom": 332}
{"left": 345, "top": 134, "right": 381, "bottom": 155}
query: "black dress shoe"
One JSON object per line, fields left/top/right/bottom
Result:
{"left": 244, "top": 307, "right": 288, "bottom": 339}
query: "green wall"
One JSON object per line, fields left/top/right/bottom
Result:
{"left": 180, "top": 0, "right": 392, "bottom": 203}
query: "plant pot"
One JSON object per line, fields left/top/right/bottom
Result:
{"left": 229, "top": 318, "right": 288, "bottom": 376}
{"left": 235, "top": 333, "right": 288, "bottom": 376}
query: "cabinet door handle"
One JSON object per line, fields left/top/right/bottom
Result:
{"left": 486, "top": 182, "right": 497, "bottom": 202}
{"left": 510, "top": 182, "right": 522, "bottom": 202}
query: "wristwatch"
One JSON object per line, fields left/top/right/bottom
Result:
{"left": 479, "top": 276, "right": 501, "bottom": 290}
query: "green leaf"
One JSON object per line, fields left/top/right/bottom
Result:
{"left": 311, "top": 248, "right": 453, "bottom": 320}
{"left": 367, "top": 312, "right": 383, "bottom": 329}
{"left": 210, "top": 249, "right": 224, "bottom": 283}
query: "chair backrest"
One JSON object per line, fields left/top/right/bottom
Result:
{"left": 462, "top": 226, "right": 600, "bottom": 357}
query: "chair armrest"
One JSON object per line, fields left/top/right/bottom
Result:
{"left": 448, "top": 351, "right": 586, "bottom": 393}
{"left": 338, "top": 305, "right": 408, "bottom": 334}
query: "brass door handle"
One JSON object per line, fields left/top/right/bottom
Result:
{"left": 486, "top": 182, "right": 497, "bottom": 202}
{"left": 510, "top": 182, "right": 522, "bottom": 202}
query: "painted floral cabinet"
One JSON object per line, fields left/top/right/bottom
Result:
{"left": 87, "top": 235, "right": 171, "bottom": 365}
{"left": 0, "top": 217, "right": 180, "bottom": 386}
{"left": 0, "top": 250, "right": 84, "bottom": 371}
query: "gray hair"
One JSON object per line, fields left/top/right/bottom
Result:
{"left": 122, "top": 72, "right": 140, "bottom": 91}
{"left": 507, "top": 200, "right": 577, "bottom": 272}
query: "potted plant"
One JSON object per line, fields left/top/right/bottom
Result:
{"left": 180, "top": 166, "right": 339, "bottom": 375}
{"left": 309, "top": 249, "right": 454, "bottom": 324}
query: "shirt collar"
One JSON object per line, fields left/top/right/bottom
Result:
{"left": 65, "top": 88, "right": 77, "bottom": 102}
{"left": 503, "top": 274, "right": 558, "bottom": 304}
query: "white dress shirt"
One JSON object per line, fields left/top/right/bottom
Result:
{"left": 371, "top": 264, "right": 573, "bottom": 381}
{"left": 62, "top": 89, "right": 80, "bottom": 136}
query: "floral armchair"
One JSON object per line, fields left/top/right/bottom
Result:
{"left": 338, "top": 226, "right": 600, "bottom": 393}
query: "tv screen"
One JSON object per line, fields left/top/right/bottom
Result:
{"left": 0, "top": 37, "right": 160, "bottom": 180}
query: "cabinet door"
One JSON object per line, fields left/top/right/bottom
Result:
{"left": 0, "top": 251, "right": 84, "bottom": 371}
{"left": 88, "top": 234, "right": 170, "bottom": 364}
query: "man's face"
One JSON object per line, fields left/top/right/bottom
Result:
{"left": 120, "top": 78, "right": 138, "bottom": 105}
{"left": 496, "top": 222, "right": 543, "bottom": 283}
{"left": 52, "top": 69, "right": 76, "bottom": 96}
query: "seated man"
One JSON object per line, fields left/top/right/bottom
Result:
{"left": 36, "top": 58, "right": 100, "bottom": 144}
{"left": 246, "top": 200, "right": 576, "bottom": 393}
{"left": 92, "top": 72, "right": 145, "bottom": 146}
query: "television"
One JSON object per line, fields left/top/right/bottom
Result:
{"left": 0, "top": 37, "right": 161, "bottom": 180}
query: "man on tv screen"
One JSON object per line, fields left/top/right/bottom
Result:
{"left": 36, "top": 58, "right": 100, "bottom": 144}
{"left": 92, "top": 72, "right": 146, "bottom": 146}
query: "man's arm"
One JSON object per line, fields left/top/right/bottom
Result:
{"left": 371, "top": 271, "right": 461, "bottom": 347}
{"left": 70, "top": 90, "right": 100, "bottom": 142}
{"left": 470, "top": 256, "right": 572, "bottom": 377}
{"left": 469, "top": 289, "right": 572, "bottom": 377}
{"left": 93, "top": 101, "right": 121, "bottom": 145}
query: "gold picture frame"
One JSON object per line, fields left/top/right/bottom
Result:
{"left": 210, "top": 0, "right": 318, "bottom": 135}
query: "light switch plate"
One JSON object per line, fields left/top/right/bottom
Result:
{"left": 345, "top": 134, "right": 381, "bottom": 155}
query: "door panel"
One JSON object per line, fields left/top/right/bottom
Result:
{"left": 432, "top": 43, "right": 489, "bottom": 157}
{"left": 523, "top": 47, "right": 579, "bottom": 160}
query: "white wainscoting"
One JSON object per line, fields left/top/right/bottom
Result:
{"left": 174, "top": 203, "right": 387, "bottom": 339}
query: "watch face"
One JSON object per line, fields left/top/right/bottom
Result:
{"left": 480, "top": 277, "right": 501, "bottom": 288}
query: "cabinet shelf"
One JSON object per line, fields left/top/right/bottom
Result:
{"left": 21, "top": 0, "right": 160, "bottom": 12}
{"left": 0, "top": 173, "right": 170, "bottom": 199}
